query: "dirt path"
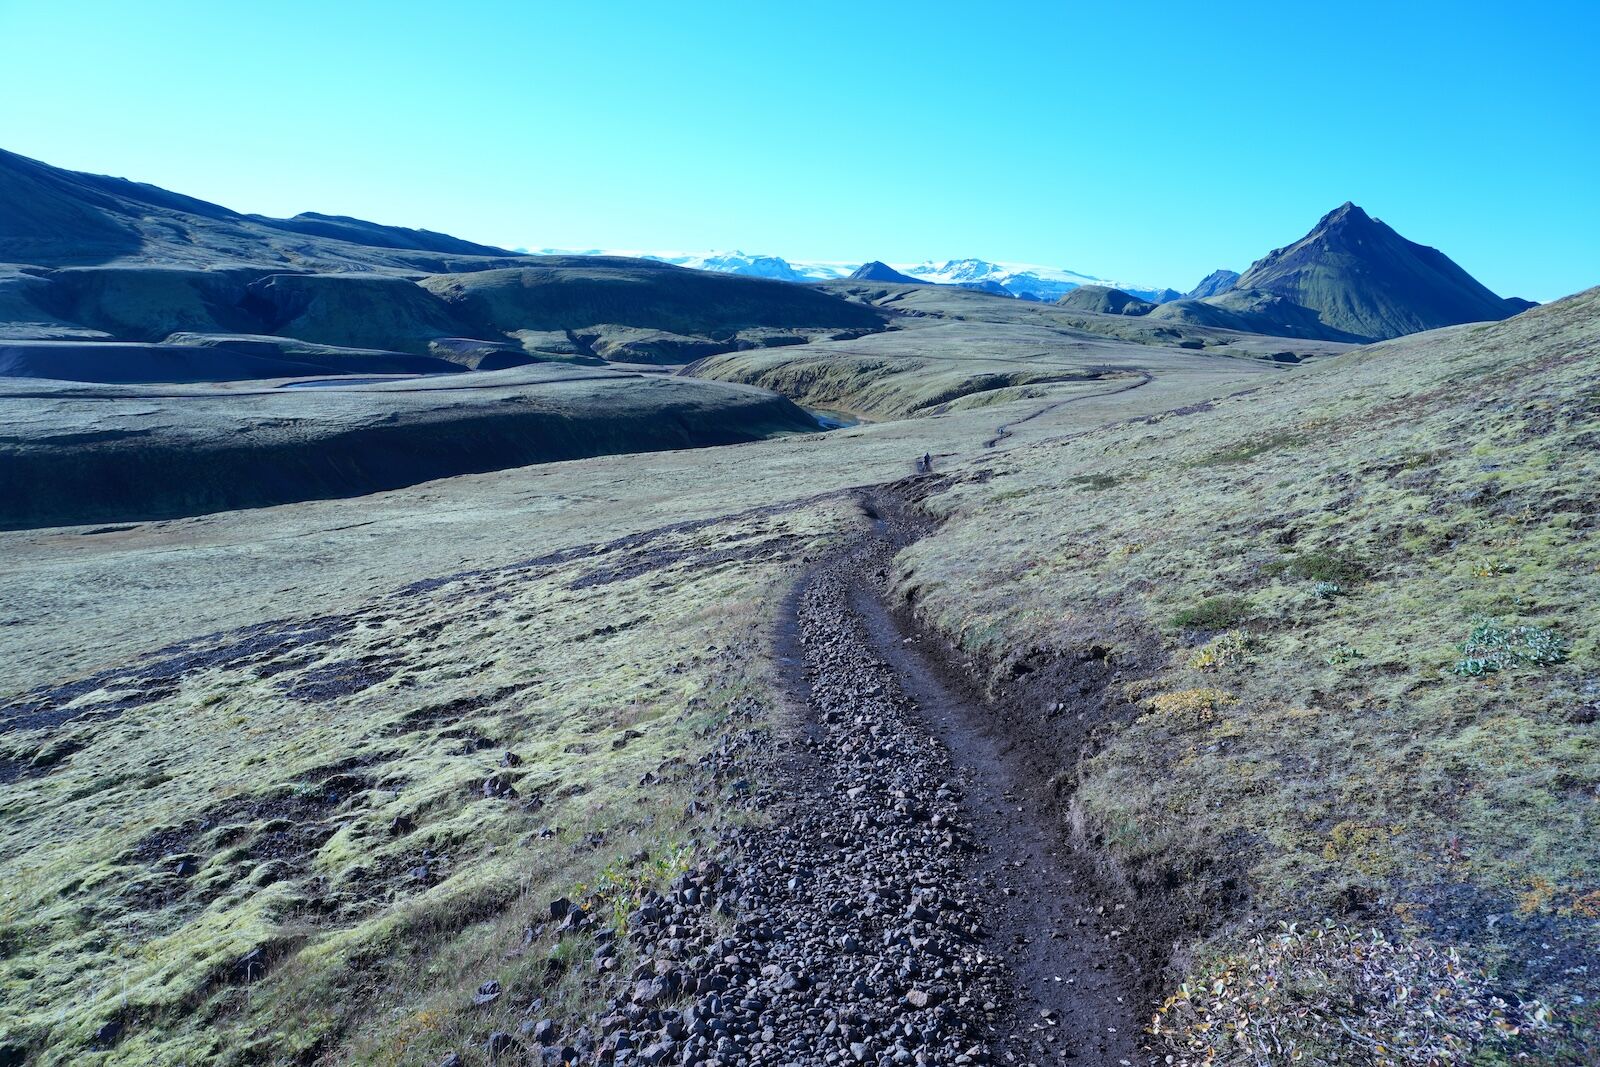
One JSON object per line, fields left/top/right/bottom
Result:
{"left": 757, "top": 494, "right": 1148, "bottom": 1064}
{"left": 982, "top": 372, "right": 1152, "bottom": 448}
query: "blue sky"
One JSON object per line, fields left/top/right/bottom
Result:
{"left": 2, "top": 0, "right": 1596, "bottom": 299}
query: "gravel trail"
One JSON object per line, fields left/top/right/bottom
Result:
{"left": 515, "top": 494, "right": 1149, "bottom": 1066}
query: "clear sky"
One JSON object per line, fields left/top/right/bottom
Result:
{"left": 2, "top": 0, "right": 1596, "bottom": 299}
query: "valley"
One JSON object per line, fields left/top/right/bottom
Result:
{"left": 0, "top": 144, "right": 1595, "bottom": 1067}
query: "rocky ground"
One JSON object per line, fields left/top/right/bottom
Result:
{"left": 472, "top": 498, "right": 1148, "bottom": 1067}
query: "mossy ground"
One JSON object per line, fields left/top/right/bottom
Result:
{"left": 0, "top": 498, "right": 848, "bottom": 1064}
{"left": 894, "top": 289, "right": 1600, "bottom": 1056}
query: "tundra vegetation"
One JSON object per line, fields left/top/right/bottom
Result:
{"left": 1, "top": 194, "right": 1595, "bottom": 1063}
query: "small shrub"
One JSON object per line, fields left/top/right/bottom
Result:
{"left": 1313, "top": 579, "right": 1344, "bottom": 600}
{"left": 1325, "top": 643, "right": 1366, "bottom": 666}
{"left": 1171, "top": 596, "right": 1252, "bottom": 630}
{"left": 1264, "top": 547, "right": 1369, "bottom": 585}
{"left": 1186, "top": 631, "right": 1251, "bottom": 671}
{"left": 1449, "top": 617, "right": 1568, "bottom": 676}
{"left": 1144, "top": 687, "right": 1237, "bottom": 725}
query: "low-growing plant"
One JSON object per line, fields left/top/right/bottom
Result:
{"left": 574, "top": 842, "right": 695, "bottom": 933}
{"left": 1171, "top": 595, "right": 1252, "bottom": 630}
{"left": 1313, "top": 579, "right": 1344, "bottom": 600}
{"left": 1325, "top": 643, "right": 1366, "bottom": 666}
{"left": 1449, "top": 617, "right": 1568, "bottom": 676}
{"left": 1066, "top": 473, "right": 1119, "bottom": 491}
{"left": 1264, "top": 547, "right": 1369, "bottom": 585}
{"left": 1186, "top": 631, "right": 1251, "bottom": 671}
{"left": 1191, "top": 431, "right": 1309, "bottom": 467}
{"left": 1144, "top": 687, "right": 1237, "bottom": 725}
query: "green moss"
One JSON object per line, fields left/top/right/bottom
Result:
{"left": 0, "top": 497, "right": 845, "bottom": 1064}
{"left": 1263, "top": 547, "right": 1370, "bottom": 585}
{"left": 1172, "top": 595, "right": 1254, "bottom": 630}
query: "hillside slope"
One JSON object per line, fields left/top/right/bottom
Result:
{"left": 896, "top": 287, "right": 1600, "bottom": 1058}
{"left": 0, "top": 147, "right": 523, "bottom": 271}
{"left": 1185, "top": 269, "right": 1240, "bottom": 299}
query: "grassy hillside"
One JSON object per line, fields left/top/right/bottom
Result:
{"left": 894, "top": 288, "right": 1600, "bottom": 1059}
{"left": 818, "top": 280, "right": 1356, "bottom": 361}
{"left": 689, "top": 321, "right": 1277, "bottom": 420}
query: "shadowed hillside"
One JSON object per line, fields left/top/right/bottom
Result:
{"left": 0, "top": 367, "right": 820, "bottom": 528}
{"left": 849, "top": 261, "right": 922, "bottom": 284}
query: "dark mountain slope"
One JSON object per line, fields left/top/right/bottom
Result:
{"left": 0, "top": 147, "right": 524, "bottom": 271}
{"left": 849, "top": 261, "right": 922, "bottom": 284}
{"left": 248, "top": 212, "right": 514, "bottom": 258}
{"left": 422, "top": 265, "right": 883, "bottom": 338}
{"left": 1235, "top": 203, "right": 1526, "bottom": 341}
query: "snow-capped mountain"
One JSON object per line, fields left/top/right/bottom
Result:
{"left": 893, "top": 259, "right": 1164, "bottom": 302}
{"left": 534, "top": 249, "right": 856, "bottom": 282}
{"left": 533, "top": 248, "right": 1171, "bottom": 302}
{"left": 647, "top": 252, "right": 859, "bottom": 282}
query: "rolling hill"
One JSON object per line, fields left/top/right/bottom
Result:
{"left": 0, "top": 149, "right": 890, "bottom": 379}
{"left": 849, "top": 260, "right": 922, "bottom": 284}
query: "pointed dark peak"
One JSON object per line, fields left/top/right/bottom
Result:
{"left": 1233, "top": 202, "right": 1523, "bottom": 341}
{"left": 1314, "top": 201, "right": 1378, "bottom": 233}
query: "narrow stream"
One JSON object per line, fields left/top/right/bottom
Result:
{"left": 800, "top": 405, "right": 866, "bottom": 430}
{"left": 278, "top": 376, "right": 422, "bottom": 389}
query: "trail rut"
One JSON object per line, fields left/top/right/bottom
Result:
{"left": 765, "top": 493, "right": 1148, "bottom": 1064}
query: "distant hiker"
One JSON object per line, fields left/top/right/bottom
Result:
{"left": 922, "top": 452, "right": 933, "bottom": 473}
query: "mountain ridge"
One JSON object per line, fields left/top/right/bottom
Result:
{"left": 0, "top": 147, "right": 525, "bottom": 271}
